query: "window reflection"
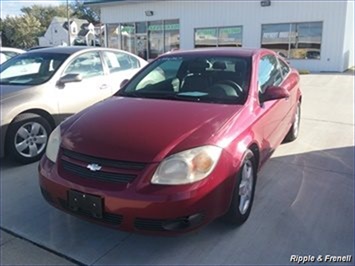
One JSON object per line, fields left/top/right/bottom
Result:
{"left": 261, "top": 22, "right": 322, "bottom": 59}
{"left": 195, "top": 26, "right": 243, "bottom": 48}
{"left": 195, "top": 28, "right": 218, "bottom": 48}
{"left": 164, "top": 19, "right": 180, "bottom": 52}
{"left": 121, "top": 23, "right": 135, "bottom": 54}
{"left": 148, "top": 21, "right": 164, "bottom": 60}
{"left": 107, "top": 24, "right": 120, "bottom": 49}
{"left": 106, "top": 20, "right": 180, "bottom": 60}
{"left": 218, "top": 27, "right": 242, "bottom": 47}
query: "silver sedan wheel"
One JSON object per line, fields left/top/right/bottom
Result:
{"left": 238, "top": 160, "right": 254, "bottom": 215}
{"left": 14, "top": 122, "right": 48, "bottom": 158}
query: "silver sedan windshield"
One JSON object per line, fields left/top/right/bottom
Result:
{"left": 0, "top": 53, "right": 69, "bottom": 85}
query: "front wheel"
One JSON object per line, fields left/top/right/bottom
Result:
{"left": 6, "top": 113, "right": 52, "bottom": 164}
{"left": 223, "top": 150, "right": 257, "bottom": 225}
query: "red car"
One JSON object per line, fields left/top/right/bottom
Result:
{"left": 39, "top": 48, "right": 301, "bottom": 234}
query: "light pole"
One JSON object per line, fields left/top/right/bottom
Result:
{"left": 67, "top": 0, "right": 70, "bottom": 45}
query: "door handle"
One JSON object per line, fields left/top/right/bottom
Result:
{"left": 100, "top": 84, "right": 108, "bottom": 90}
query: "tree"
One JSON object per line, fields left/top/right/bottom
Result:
{"left": 2, "top": 15, "right": 42, "bottom": 48}
{"left": 71, "top": 0, "right": 100, "bottom": 24}
{"left": 20, "top": 4, "right": 73, "bottom": 35}
{"left": 0, "top": 18, "right": 8, "bottom": 46}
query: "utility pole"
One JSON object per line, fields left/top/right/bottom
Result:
{"left": 67, "top": 0, "right": 70, "bottom": 46}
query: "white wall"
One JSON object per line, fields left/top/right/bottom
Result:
{"left": 99, "top": 0, "right": 351, "bottom": 72}
{"left": 341, "top": 0, "right": 354, "bottom": 70}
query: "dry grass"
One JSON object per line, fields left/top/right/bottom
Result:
{"left": 297, "top": 69, "right": 311, "bottom": 74}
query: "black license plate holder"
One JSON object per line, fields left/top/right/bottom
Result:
{"left": 68, "top": 190, "right": 103, "bottom": 219}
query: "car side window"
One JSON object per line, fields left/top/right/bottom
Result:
{"left": 103, "top": 51, "right": 140, "bottom": 73}
{"left": 258, "top": 55, "right": 283, "bottom": 94}
{"left": 64, "top": 52, "right": 104, "bottom": 79}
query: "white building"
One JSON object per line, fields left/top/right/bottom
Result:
{"left": 38, "top": 17, "right": 97, "bottom": 46}
{"left": 86, "top": 0, "right": 354, "bottom": 72}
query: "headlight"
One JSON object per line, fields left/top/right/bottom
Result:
{"left": 151, "top": 145, "right": 222, "bottom": 185}
{"left": 45, "top": 126, "right": 61, "bottom": 163}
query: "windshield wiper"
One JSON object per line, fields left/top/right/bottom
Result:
{"left": 118, "top": 91, "right": 242, "bottom": 104}
{"left": 174, "top": 93, "right": 242, "bottom": 104}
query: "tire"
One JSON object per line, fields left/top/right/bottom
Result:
{"left": 223, "top": 150, "right": 257, "bottom": 225}
{"left": 284, "top": 102, "right": 301, "bottom": 142}
{"left": 6, "top": 113, "right": 52, "bottom": 164}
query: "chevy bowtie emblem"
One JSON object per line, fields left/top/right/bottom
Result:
{"left": 87, "top": 163, "right": 102, "bottom": 172}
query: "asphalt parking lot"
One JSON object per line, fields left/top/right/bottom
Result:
{"left": 1, "top": 73, "right": 354, "bottom": 265}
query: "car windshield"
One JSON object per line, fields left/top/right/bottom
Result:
{"left": 0, "top": 52, "right": 69, "bottom": 85}
{"left": 117, "top": 55, "right": 251, "bottom": 105}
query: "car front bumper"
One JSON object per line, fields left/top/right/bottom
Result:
{"left": 38, "top": 151, "right": 237, "bottom": 235}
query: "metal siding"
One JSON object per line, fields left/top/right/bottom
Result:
{"left": 341, "top": 0, "right": 354, "bottom": 70}
{"left": 101, "top": 0, "right": 348, "bottom": 72}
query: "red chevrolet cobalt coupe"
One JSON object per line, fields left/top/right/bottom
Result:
{"left": 39, "top": 48, "right": 301, "bottom": 234}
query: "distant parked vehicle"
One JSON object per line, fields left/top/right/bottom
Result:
{"left": 0, "top": 47, "right": 26, "bottom": 64}
{"left": 305, "top": 50, "right": 320, "bottom": 59}
{"left": 0, "top": 46, "right": 148, "bottom": 163}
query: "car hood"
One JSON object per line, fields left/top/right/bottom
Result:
{"left": 61, "top": 97, "right": 243, "bottom": 163}
{"left": 0, "top": 84, "right": 34, "bottom": 102}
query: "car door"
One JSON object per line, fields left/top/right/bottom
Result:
{"left": 102, "top": 51, "right": 142, "bottom": 93}
{"left": 57, "top": 51, "right": 111, "bottom": 115}
{"left": 254, "top": 54, "right": 290, "bottom": 161}
{"left": 278, "top": 58, "right": 299, "bottom": 127}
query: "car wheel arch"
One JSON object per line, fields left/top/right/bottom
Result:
{"left": 15, "top": 109, "right": 55, "bottom": 129}
{"left": 227, "top": 142, "right": 260, "bottom": 199}
{"left": 248, "top": 143, "right": 260, "bottom": 172}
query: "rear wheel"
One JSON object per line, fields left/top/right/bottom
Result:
{"left": 285, "top": 102, "right": 301, "bottom": 142}
{"left": 224, "top": 150, "right": 256, "bottom": 225}
{"left": 6, "top": 113, "right": 51, "bottom": 164}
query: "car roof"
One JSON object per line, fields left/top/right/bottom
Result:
{"left": 1, "top": 47, "right": 26, "bottom": 53}
{"left": 163, "top": 48, "right": 267, "bottom": 58}
{"left": 26, "top": 46, "right": 104, "bottom": 55}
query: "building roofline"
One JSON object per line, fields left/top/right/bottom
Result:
{"left": 84, "top": 0, "right": 127, "bottom": 6}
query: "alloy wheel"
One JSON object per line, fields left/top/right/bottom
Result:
{"left": 14, "top": 122, "right": 48, "bottom": 158}
{"left": 238, "top": 160, "right": 254, "bottom": 215}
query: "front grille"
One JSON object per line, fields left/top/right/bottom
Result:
{"left": 58, "top": 199, "right": 123, "bottom": 225}
{"left": 62, "top": 149, "right": 146, "bottom": 170}
{"left": 61, "top": 148, "right": 147, "bottom": 184}
{"left": 62, "top": 160, "right": 136, "bottom": 183}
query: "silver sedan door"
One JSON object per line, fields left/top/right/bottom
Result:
{"left": 57, "top": 51, "right": 112, "bottom": 115}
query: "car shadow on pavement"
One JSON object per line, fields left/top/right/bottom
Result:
{"left": 0, "top": 157, "right": 25, "bottom": 170}
{"left": 1, "top": 146, "right": 354, "bottom": 265}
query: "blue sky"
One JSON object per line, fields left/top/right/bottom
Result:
{"left": 0, "top": 0, "right": 72, "bottom": 19}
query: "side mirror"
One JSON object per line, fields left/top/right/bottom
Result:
{"left": 58, "top": 73, "right": 83, "bottom": 84}
{"left": 262, "top": 86, "right": 290, "bottom": 102}
{"left": 120, "top": 79, "right": 129, "bottom": 89}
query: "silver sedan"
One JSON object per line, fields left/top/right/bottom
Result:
{"left": 0, "top": 46, "right": 148, "bottom": 163}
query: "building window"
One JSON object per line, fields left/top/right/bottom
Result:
{"left": 148, "top": 21, "right": 163, "bottom": 60}
{"left": 121, "top": 23, "right": 135, "bottom": 54}
{"left": 261, "top": 22, "right": 322, "bottom": 59}
{"left": 106, "top": 20, "right": 180, "bottom": 61}
{"left": 164, "top": 19, "right": 180, "bottom": 52}
{"left": 107, "top": 24, "right": 120, "bottom": 49}
{"left": 194, "top": 26, "right": 243, "bottom": 48}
